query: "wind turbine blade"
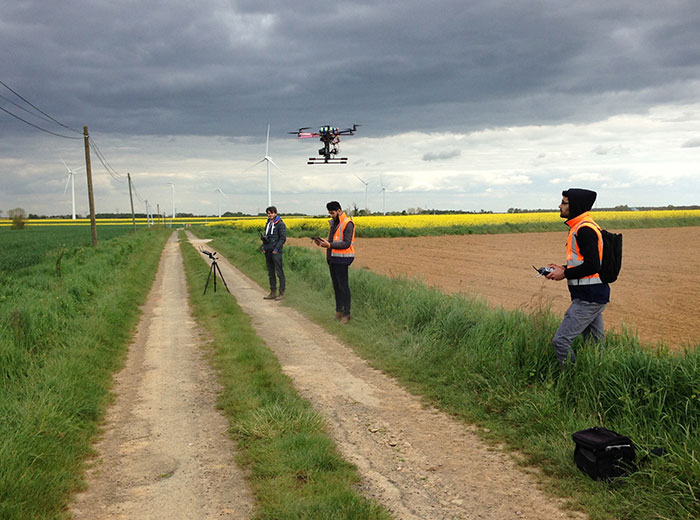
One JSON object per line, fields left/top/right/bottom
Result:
{"left": 265, "top": 124, "right": 270, "bottom": 156}
{"left": 63, "top": 173, "right": 71, "bottom": 194}
{"left": 72, "top": 165, "right": 85, "bottom": 173}
{"left": 267, "top": 157, "right": 282, "bottom": 171}
{"left": 60, "top": 158, "right": 70, "bottom": 172}
{"left": 241, "top": 157, "right": 267, "bottom": 173}
{"left": 354, "top": 174, "right": 367, "bottom": 185}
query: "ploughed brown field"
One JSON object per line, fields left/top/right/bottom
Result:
{"left": 290, "top": 226, "right": 700, "bottom": 350}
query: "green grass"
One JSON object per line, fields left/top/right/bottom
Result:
{"left": 0, "top": 227, "right": 171, "bottom": 520}
{"left": 178, "top": 233, "right": 390, "bottom": 520}
{"left": 195, "top": 226, "right": 700, "bottom": 520}
{"left": 0, "top": 225, "right": 139, "bottom": 273}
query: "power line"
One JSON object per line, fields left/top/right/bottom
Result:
{"left": 130, "top": 179, "right": 146, "bottom": 204}
{"left": 0, "top": 92, "right": 66, "bottom": 128}
{"left": 89, "top": 137, "right": 127, "bottom": 182}
{"left": 0, "top": 80, "right": 82, "bottom": 135}
{"left": 0, "top": 105, "right": 82, "bottom": 139}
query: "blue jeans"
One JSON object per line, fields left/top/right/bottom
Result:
{"left": 265, "top": 251, "right": 285, "bottom": 293}
{"left": 552, "top": 299, "right": 606, "bottom": 366}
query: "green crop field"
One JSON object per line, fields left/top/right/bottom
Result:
{"left": 0, "top": 226, "right": 136, "bottom": 274}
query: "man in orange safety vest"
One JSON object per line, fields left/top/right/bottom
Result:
{"left": 313, "top": 201, "right": 355, "bottom": 324}
{"left": 546, "top": 188, "right": 610, "bottom": 367}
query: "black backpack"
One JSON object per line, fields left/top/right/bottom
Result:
{"left": 599, "top": 229, "right": 622, "bottom": 284}
{"left": 572, "top": 427, "right": 636, "bottom": 480}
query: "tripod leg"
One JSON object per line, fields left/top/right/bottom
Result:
{"left": 215, "top": 263, "right": 230, "bottom": 293}
{"left": 203, "top": 262, "right": 215, "bottom": 295}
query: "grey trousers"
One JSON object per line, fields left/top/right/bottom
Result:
{"left": 552, "top": 299, "right": 606, "bottom": 366}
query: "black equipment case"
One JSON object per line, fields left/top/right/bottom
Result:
{"left": 572, "top": 426, "right": 636, "bottom": 480}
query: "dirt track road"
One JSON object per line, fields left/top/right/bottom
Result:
{"left": 186, "top": 232, "right": 586, "bottom": 520}
{"left": 70, "top": 233, "right": 254, "bottom": 519}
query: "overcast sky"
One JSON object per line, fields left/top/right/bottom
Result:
{"left": 1, "top": 0, "right": 699, "bottom": 216}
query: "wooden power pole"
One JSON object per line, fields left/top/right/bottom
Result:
{"left": 127, "top": 172, "right": 136, "bottom": 232}
{"left": 83, "top": 125, "right": 98, "bottom": 246}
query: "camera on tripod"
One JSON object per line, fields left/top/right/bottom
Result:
{"left": 199, "top": 248, "right": 229, "bottom": 295}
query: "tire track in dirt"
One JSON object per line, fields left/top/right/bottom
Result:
{"left": 70, "top": 233, "right": 254, "bottom": 520}
{"left": 187, "top": 233, "right": 586, "bottom": 520}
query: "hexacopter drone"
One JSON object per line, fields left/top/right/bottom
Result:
{"left": 289, "top": 124, "right": 360, "bottom": 164}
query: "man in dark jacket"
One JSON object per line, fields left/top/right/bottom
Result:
{"left": 546, "top": 188, "right": 609, "bottom": 366}
{"left": 261, "top": 206, "right": 286, "bottom": 300}
{"left": 314, "top": 201, "right": 355, "bottom": 324}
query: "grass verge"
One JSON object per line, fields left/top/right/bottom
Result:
{"left": 178, "top": 233, "right": 390, "bottom": 520}
{"left": 0, "top": 227, "right": 171, "bottom": 520}
{"left": 195, "top": 226, "right": 700, "bottom": 520}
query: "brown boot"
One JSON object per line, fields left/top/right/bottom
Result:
{"left": 335, "top": 311, "right": 343, "bottom": 320}
{"left": 263, "top": 290, "right": 277, "bottom": 300}
{"left": 275, "top": 291, "right": 285, "bottom": 301}
{"left": 340, "top": 314, "right": 351, "bottom": 324}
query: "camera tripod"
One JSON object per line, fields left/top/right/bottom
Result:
{"left": 201, "top": 249, "right": 230, "bottom": 295}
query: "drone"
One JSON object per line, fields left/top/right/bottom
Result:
{"left": 289, "top": 124, "right": 360, "bottom": 164}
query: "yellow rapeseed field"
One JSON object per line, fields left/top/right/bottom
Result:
{"left": 211, "top": 209, "right": 700, "bottom": 234}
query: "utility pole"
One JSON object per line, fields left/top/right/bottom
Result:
{"left": 169, "top": 183, "right": 175, "bottom": 228}
{"left": 127, "top": 172, "right": 136, "bottom": 232}
{"left": 83, "top": 125, "right": 98, "bottom": 246}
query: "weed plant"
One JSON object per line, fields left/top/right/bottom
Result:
{"left": 179, "top": 233, "right": 389, "bottom": 520}
{"left": 196, "top": 226, "right": 700, "bottom": 520}
{"left": 0, "top": 228, "right": 171, "bottom": 519}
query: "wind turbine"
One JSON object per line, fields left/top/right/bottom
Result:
{"left": 61, "top": 159, "right": 84, "bottom": 220}
{"left": 380, "top": 174, "right": 387, "bottom": 215}
{"left": 354, "top": 174, "right": 369, "bottom": 214}
{"left": 216, "top": 188, "right": 225, "bottom": 218}
{"left": 243, "top": 124, "right": 280, "bottom": 207}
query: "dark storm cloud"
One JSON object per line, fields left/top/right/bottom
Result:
{"left": 1, "top": 0, "right": 699, "bottom": 139}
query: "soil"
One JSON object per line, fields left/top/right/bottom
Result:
{"left": 185, "top": 232, "right": 587, "bottom": 520}
{"left": 289, "top": 226, "right": 700, "bottom": 349}
{"left": 69, "top": 234, "right": 254, "bottom": 519}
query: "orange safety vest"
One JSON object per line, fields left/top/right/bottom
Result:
{"left": 565, "top": 211, "right": 603, "bottom": 286}
{"left": 330, "top": 212, "right": 355, "bottom": 259}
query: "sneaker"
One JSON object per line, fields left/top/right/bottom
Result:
{"left": 340, "top": 314, "right": 351, "bottom": 324}
{"left": 263, "top": 291, "right": 277, "bottom": 300}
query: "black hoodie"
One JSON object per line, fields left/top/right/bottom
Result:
{"left": 562, "top": 188, "right": 610, "bottom": 303}
{"left": 563, "top": 188, "right": 597, "bottom": 219}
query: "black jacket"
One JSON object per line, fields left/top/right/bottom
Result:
{"left": 262, "top": 216, "right": 286, "bottom": 253}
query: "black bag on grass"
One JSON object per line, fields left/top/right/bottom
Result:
{"left": 572, "top": 426, "right": 636, "bottom": 480}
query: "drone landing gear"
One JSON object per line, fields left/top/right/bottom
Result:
{"left": 307, "top": 157, "right": 348, "bottom": 165}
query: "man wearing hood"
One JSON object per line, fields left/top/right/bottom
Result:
{"left": 546, "top": 188, "right": 609, "bottom": 366}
